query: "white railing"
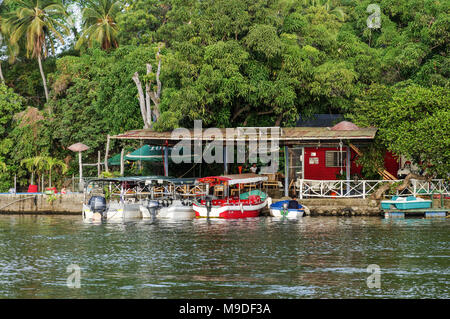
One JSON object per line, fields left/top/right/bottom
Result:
{"left": 296, "top": 179, "right": 449, "bottom": 199}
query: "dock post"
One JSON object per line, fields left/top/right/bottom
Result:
{"left": 284, "top": 145, "right": 289, "bottom": 197}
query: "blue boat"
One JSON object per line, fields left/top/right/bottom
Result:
{"left": 269, "top": 200, "right": 305, "bottom": 218}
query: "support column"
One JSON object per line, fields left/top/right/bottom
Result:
{"left": 78, "top": 151, "right": 83, "bottom": 184}
{"left": 284, "top": 145, "right": 289, "bottom": 197}
{"left": 223, "top": 145, "right": 228, "bottom": 174}
{"left": 120, "top": 148, "right": 125, "bottom": 176}
{"left": 164, "top": 141, "right": 169, "bottom": 177}
{"left": 346, "top": 146, "right": 351, "bottom": 195}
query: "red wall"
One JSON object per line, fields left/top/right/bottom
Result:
{"left": 303, "top": 147, "right": 398, "bottom": 180}
{"left": 304, "top": 147, "right": 346, "bottom": 180}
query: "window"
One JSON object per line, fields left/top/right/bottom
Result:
{"left": 325, "top": 151, "right": 346, "bottom": 167}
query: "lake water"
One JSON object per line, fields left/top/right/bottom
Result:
{"left": 0, "top": 215, "right": 448, "bottom": 299}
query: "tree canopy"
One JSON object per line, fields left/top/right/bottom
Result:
{"left": 0, "top": 0, "right": 448, "bottom": 190}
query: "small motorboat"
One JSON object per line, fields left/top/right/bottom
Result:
{"left": 269, "top": 200, "right": 305, "bottom": 218}
{"left": 138, "top": 177, "right": 197, "bottom": 219}
{"left": 381, "top": 196, "right": 432, "bottom": 210}
{"left": 82, "top": 177, "right": 156, "bottom": 222}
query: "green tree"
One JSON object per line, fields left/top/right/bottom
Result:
{"left": 76, "top": 0, "right": 121, "bottom": 51}
{"left": 2, "top": 0, "right": 70, "bottom": 102}
{"left": 20, "top": 156, "right": 47, "bottom": 185}
{"left": 349, "top": 84, "right": 450, "bottom": 177}
{"left": 41, "top": 156, "right": 68, "bottom": 187}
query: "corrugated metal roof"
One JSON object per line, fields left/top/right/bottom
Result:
{"left": 110, "top": 126, "right": 377, "bottom": 142}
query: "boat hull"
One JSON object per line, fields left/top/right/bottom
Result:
{"left": 193, "top": 200, "right": 267, "bottom": 219}
{"left": 139, "top": 200, "right": 196, "bottom": 219}
{"left": 83, "top": 203, "right": 144, "bottom": 222}
{"left": 270, "top": 208, "right": 304, "bottom": 218}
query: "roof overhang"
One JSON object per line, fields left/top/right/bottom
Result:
{"left": 110, "top": 127, "right": 378, "bottom": 146}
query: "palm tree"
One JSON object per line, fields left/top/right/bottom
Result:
{"left": 20, "top": 156, "right": 47, "bottom": 185}
{"left": 301, "top": 0, "right": 346, "bottom": 22}
{"left": 41, "top": 156, "right": 68, "bottom": 187}
{"left": 2, "top": 0, "right": 70, "bottom": 102}
{"left": 0, "top": 160, "right": 6, "bottom": 172}
{"left": 75, "top": 0, "right": 121, "bottom": 51}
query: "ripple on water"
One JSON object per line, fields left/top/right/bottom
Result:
{"left": 0, "top": 214, "right": 448, "bottom": 298}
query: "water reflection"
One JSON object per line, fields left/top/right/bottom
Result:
{"left": 0, "top": 215, "right": 448, "bottom": 298}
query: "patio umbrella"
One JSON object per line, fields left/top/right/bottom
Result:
{"left": 68, "top": 143, "right": 90, "bottom": 184}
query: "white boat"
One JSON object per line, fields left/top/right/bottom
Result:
{"left": 269, "top": 200, "right": 306, "bottom": 218}
{"left": 83, "top": 176, "right": 180, "bottom": 222}
{"left": 138, "top": 177, "right": 197, "bottom": 220}
{"left": 140, "top": 199, "right": 196, "bottom": 219}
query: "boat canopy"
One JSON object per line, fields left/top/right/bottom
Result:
{"left": 197, "top": 173, "right": 267, "bottom": 186}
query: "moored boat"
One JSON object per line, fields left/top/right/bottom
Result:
{"left": 269, "top": 200, "right": 305, "bottom": 218}
{"left": 83, "top": 177, "right": 153, "bottom": 222}
{"left": 192, "top": 173, "right": 268, "bottom": 219}
{"left": 139, "top": 177, "right": 198, "bottom": 220}
{"left": 381, "top": 195, "right": 432, "bottom": 210}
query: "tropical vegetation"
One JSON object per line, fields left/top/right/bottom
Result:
{"left": 0, "top": 0, "right": 448, "bottom": 191}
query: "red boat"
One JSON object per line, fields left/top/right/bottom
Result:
{"left": 193, "top": 173, "right": 268, "bottom": 219}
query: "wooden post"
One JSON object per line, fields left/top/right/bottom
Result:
{"left": 79, "top": 151, "right": 83, "bottom": 184}
{"left": 299, "top": 179, "right": 303, "bottom": 200}
{"left": 105, "top": 134, "right": 110, "bottom": 173}
{"left": 97, "top": 151, "right": 101, "bottom": 177}
{"left": 120, "top": 148, "right": 125, "bottom": 176}
{"left": 362, "top": 181, "right": 366, "bottom": 199}
{"left": 284, "top": 145, "right": 289, "bottom": 197}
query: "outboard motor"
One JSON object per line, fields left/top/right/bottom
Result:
{"left": 147, "top": 200, "right": 159, "bottom": 219}
{"left": 88, "top": 196, "right": 107, "bottom": 218}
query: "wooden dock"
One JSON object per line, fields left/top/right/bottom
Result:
{"left": 383, "top": 208, "right": 449, "bottom": 218}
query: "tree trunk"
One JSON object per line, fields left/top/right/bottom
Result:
{"left": 132, "top": 72, "right": 149, "bottom": 129}
{"left": 145, "top": 64, "right": 153, "bottom": 127}
{"left": 371, "top": 173, "right": 430, "bottom": 200}
{"left": 37, "top": 54, "right": 49, "bottom": 102}
{"left": 0, "top": 62, "right": 4, "bottom": 83}
{"left": 49, "top": 167, "right": 52, "bottom": 188}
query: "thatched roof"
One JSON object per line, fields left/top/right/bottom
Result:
{"left": 68, "top": 142, "right": 89, "bottom": 152}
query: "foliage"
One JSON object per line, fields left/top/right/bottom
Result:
{"left": 76, "top": 0, "right": 122, "bottom": 51}
{"left": 350, "top": 84, "right": 450, "bottom": 177}
{"left": 0, "top": 0, "right": 447, "bottom": 182}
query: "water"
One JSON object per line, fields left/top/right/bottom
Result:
{"left": 0, "top": 215, "right": 448, "bottom": 299}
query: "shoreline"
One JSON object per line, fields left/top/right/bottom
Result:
{"left": 1, "top": 193, "right": 448, "bottom": 217}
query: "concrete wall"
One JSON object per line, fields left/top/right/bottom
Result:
{"left": 1, "top": 193, "right": 448, "bottom": 216}
{"left": 0, "top": 193, "right": 83, "bottom": 214}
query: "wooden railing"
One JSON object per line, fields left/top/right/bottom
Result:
{"left": 295, "top": 179, "right": 449, "bottom": 199}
